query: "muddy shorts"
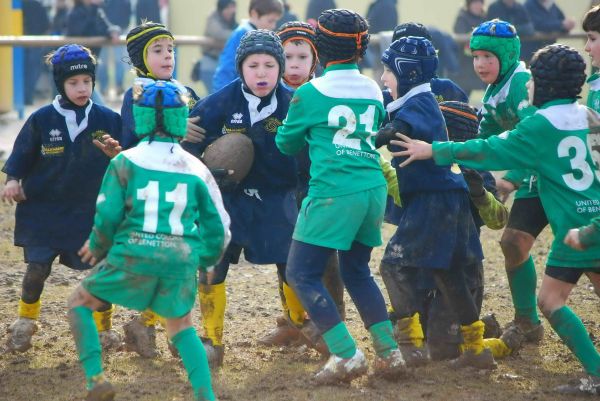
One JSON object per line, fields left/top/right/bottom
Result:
{"left": 24, "top": 246, "right": 91, "bottom": 270}
{"left": 293, "top": 186, "right": 386, "bottom": 251}
{"left": 506, "top": 196, "right": 548, "bottom": 238}
{"left": 82, "top": 261, "right": 197, "bottom": 319}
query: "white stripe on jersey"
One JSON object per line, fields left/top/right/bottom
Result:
{"left": 536, "top": 103, "right": 588, "bottom": 132}
{"left": 311, "top": 69, "right": 384, "bottom": 103}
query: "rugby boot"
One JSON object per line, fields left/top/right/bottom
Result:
{"left": 6, "top": 317, "right": 38, "bottom": 352}
{"left": 372, "top": 348, "right": 407, "bottom": 380}
{"left": 98, "top": 329, "right": 123, "bottom": 352}
{"left": 258, "top": 315, "right": 301, "bottom": 346}
{"left": 202, "top": 337, "right": 224, "bottom": 369}
{"left": 314, "top": 349, "right": 368, "bottom": 384}
{"left": 481, "top": 313, "right": 503, "bottom": 339}
{"left": 395, "top": 313, "right": 428, "bottom": 367}
{"left": 123, "top": 318, "right": 158, "bottom": 358}
{"left": 505, "top": 316, "right": 544, "bottom": 344}
{"left": 554, "top": 375, "right": 600, "bottom": 395}
{"left": 85, "top": 376, "right": 115, "bottom": 401}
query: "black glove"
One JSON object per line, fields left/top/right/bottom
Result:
{"left": 375, "top": 125, "right": 397, "bottom": 149}
{"left": 462, "top": 168, "right": 485, "bottom": 198}
{"left": 210, "top": 168, "right": 237, "bottom": 192}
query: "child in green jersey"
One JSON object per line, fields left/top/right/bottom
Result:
{"left": 276, "top": 9, "right": 405, "bottom": 384}
{"left": 394, "top": 44, "right": 600, "bottom": 396}
{"left": 584, "top": 5, "right": 600, "bottom": 112}
{"left": 67, "top": 80, "right": 230, "bottom": 401}
{"left": 471, "top": 19, "right": 546, "bottom": 343}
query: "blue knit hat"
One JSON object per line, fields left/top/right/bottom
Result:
{"left": 49, "top": 44, "right": 96, "bottom": 100}
{"left": 381, "top": 36, "right": 438, "bottom": 96}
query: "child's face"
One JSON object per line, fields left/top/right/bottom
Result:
{"left": 381, "top": 65, "right": 398, "bottom": 100}
{"left": 526, "top": 77, "right": 535, "bottom": 104}
{"left": 64, "top": 74, "right": 93, "bottom": 106}
{"left": 283, "top": 41, "right": 313, "bottom": 87}
{"left": 472, "top": 50, "right": 500, "bottom": 84}
{"left": 242, "top": 53, "right": 279, "bottom": 97}
{"left": 468, "top": 1, "right": 484, "bottom": 16}
{"left": 146, "top": 37, "right": 175, "bottom": 79}
{"left": 585, "top": 31, "right": 600, "bottom": 69}
{"left": 250, "top": 10, "right": 281, "bottom": 31}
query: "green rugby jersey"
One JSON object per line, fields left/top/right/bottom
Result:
{"left": 276, "top": 64, "right": 386, "bottom": 198}
{"left": 433, "top": 99, "right": 600, "bottom": 268}
{"left": 588, "top": 73, "right": 600, "bottom": 113}
{"left": 88, "top": 137, "right": 231, "bottom": 278}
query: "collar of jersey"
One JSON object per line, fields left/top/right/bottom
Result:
{"left": 52, "top": 95, "right": 94, "bottom": 142}
{"left": 538, "top": 98, "right": 576, "bottom": 109}
{"left": 323, "top": 63, "right": 359, "bottom": 74}
{"left": 386, "top": 83, "right": 432, "bottom": 113}
{"left": 241, "top": 83, "right": 278, "bottom": 126}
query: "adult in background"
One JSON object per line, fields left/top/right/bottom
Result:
{"left": 305, "top": 0, "right": 336, "bottom": 27}
{"left": 200, "top": 0, "right": 237, "bottom": 94}
{"left": 277, "top": 0, "right": 298, "bottom": 26}
{"left": 452, "top": 0, "right": 487, "bottom": 98}
{"left": 22, "top": 0, "right": 50, "bottom": 105}
{"left": 523, "top": 0, "right": 575, "bottom": 61}
{"left": 136, "top": 0, "right": 161, "bottom": 24}
{"left": 98, "top": 0, "right": 131, "bottom": 97}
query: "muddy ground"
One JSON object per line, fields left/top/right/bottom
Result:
{"left": 0, "top": 186, "right": 599, "bottom": 401}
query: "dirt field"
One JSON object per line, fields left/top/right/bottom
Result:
{"left": 0, "top": 181, "right": 599, "bottom": 401}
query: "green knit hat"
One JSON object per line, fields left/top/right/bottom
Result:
{"left": 470, "top": 19, "right": 520, "bottom": 80}
{"left": 133, "top": 80, "right": 188, "bottom": 139}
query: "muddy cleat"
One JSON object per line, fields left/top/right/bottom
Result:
{"left": 123, "top": 318, "right": 158, "bottom": 358}
{"left": 98, "top": 329, "right": 123, "bottom": 352}
{"left": 481, "top": 313, "right": 503, "bottom": 339}
{"left": 398, "top": 344, "right": 429, "bottom": 367}
{"left": 505, "top": 317, "right": 544, "bottom": 344}
{"left": 554, "top": 375, "right": 600, "bottom": 395}
{"left": 85, "top": 377, "right": 116, "bottom": 401}
{"left": 499, "top": 324, "right": 525, "bottom": 354}
{"left": 6, "top": 317, "right": 38, "bottom": 352}
{"left": 300, "top": 320, "right": 330, "bottom": 357}
{"left": 373, "top": 349, "right": 407, "bottom": 379}
{"left": 450, "top": 348, "right": 497, "bottom": 370}
{"left": 258, "top": 317, "right": 301, "bottom": 346}
{"left": 202, "top": 337, "right": 224, "bottom": 369}
{"left": 314, "top": 349, "right": 368, "bottom": 385}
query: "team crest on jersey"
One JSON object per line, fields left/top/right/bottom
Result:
{"left": 264, "top": 117, "right": 282, "bottom": 133}
{"left": 231, "top": 113, "right": 243, "bottom": 124}
{"left": 91, "top": 130, "right": 108, "bottom": 142}
{"left": 49, "top": 129, "right": 63, "bottom": 142}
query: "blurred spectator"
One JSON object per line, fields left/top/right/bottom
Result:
{"left": 51, "top": 0, "right": 70, "bottom": 34}
{"left": 452, "top": 0, "right": 487, "bottom": 98}
{"left": 366, "top": 0, "right": 398, "bottom": 34}
{"left": 135, "top": 0, "right": 161, "bottom": 24}
{"left": 523, "top": 0, "right": 575, "bottom": 61}
{"left": 487, "top": 0, "right": 534, "bottom": 60}
{"left": 66, "top": 0, "right": 120, "bottom": 105}
{"left": 200, "top": 0, "right": 237, "bottom": 93}
{"left": 23, "top": 0, "right": 50, "bottom": 105}
{"left": 277, "top": 0, "right": 298, "bottom": 26}
{"left": 97, "top": 0, "right": 131, "bottom": 97}
{"left": 305, "top": 0, "right": 336, "bottom": 26}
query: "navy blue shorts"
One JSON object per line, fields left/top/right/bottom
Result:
{"left": 223, "top": 188, "right": 297, "bottom": 264}
{"left": 382, "top": 190, "right": 483, "bottom": 269}
{"left": 545, "top": 265, "right": 600, "bottom": 284}
{"left": 24, "top": 246, "right": 91, "bottom": 270}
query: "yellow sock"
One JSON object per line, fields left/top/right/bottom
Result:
{"left": 18, "top": 299, "right": 41, "bottom": 320}
{"left": 277, "top": 276, "right": 289, "bottom": 318}
{"left": 93, "top": 305, "right": 115, "bottom": 332}
{"left": 282, "top": 282, "right": 305, "bottom": 327}
{"left": 483, "top": 338, "right": 512, "bottom": 358}
{"left": 199, "top": 282, "right": 226, "bottom": 346}
{"left": 460, "top": 320, "right": 485, "bottom": 355}
{"left": 140, "top": 310, "right": 165, "bottom": 327}
{"left": 396, "top": 312, "right": 424, "bottom": 348}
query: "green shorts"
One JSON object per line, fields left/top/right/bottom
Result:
{"left": 293, "top": 185, "right": 386, "bottom": 250}
{"left": 82, "top": 261, "right": 197, "bottom": 319}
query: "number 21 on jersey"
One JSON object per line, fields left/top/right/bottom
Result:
{"left": 328, "top": 105, "right": 378, "bottom": 150}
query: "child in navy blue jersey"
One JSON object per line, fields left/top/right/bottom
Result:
{"left": 1, "top": 44, "right": 122, "bottom": 353}
{"left": 375, "top": 36, "right": 495, "bottom": 369}
{"left": 183, "top": 29, "right": 297, "bottom": 368}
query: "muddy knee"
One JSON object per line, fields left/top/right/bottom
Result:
{"left": 21, "top": 263, "right": 51, "bottom": 303}
{"left": 500, "top": 229, "right": 534, "bottom": 269}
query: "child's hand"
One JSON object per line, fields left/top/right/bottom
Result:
{"left": 1, "top": 180, "right": 26, "bottom": 204}
{"left": 496, "top": 178, "right": 516, "bottom": 203}
{"left": 94, "top": 134, "right": 122, "bottom": 158}
{"left": 390, "top": 133, "right": 433, "bottom": 167}
{"left": 564, "top": 228, "right": 585, "bottom": 251}
{"left": 78, "top": 240, "right": 98, "bottom": 266}
{"left": 184, "top": 116, "right": 207, "bottom": 143}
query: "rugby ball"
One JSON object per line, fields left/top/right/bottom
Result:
{"left": 202, "top": 133, "right": 255, "bottom": 183}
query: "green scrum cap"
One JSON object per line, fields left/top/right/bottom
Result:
{"left": 470, "top": 19, "right": 520, "bottom": 81}
{"left": 133, "top": 80, "right": 188, "bottom": 139}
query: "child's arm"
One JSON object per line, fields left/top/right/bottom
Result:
{"left": 375, "top": 119, "right": 412, "bottom": 149}
{"left": 275, "top": 88, "right": 313, "bottom": 155}
{"left": 195, "top": 175, "right": 231, "bottom": 269}
{"left": 565, "top": 217, "right": 600, "bottom": 251}
{"left": 462, "top": 169, "right": 509, "bottom": 230}
{"left": 87, "top": 158, "right": 127, "bottom": 260}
